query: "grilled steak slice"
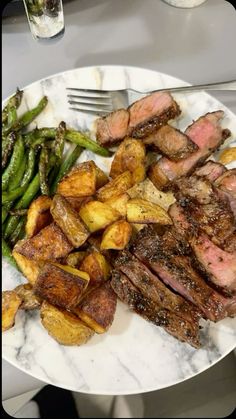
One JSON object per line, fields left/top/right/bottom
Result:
{"left": 143, "top": 125, "right": 198, "bottom": 160}
{"left": 222, "top": 232, "right": 236, "bottom": 254}
{"left": 128, "top": 92, "right": 181, "bottom": 139}
{"left": 215, "top": 169, "right": 236, "bottom": 197}
{"left": 168, "top": 202, "right": 193, "bottom": 239}
{"left": 131, "top": 226, "right": 229, "bottom": 321}
{"left": 114, "top": 250, "right": 200, "bottom": 322}
{"left": 194, "top": 160, "right": 226, "bottom": 182}
{"left": 96, "top": 109, "right": 129, "bottom": 147}
{"left": 175, "top": 175, "right": 214, "bottom": 204}
{"left": 191, "top": 234, "right": 236, "bottom": 295}
{"left": 111, "top": 270, "right": 200, "bottom": 348}
{"left": 148, "top": 111, "right": 231, "bottom": 189}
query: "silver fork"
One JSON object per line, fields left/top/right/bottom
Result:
{"left": 66, "top": 79, "right": 236, "bottom": 116}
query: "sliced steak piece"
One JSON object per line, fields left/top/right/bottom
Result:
{"left": 128, "top": 92, "right": 181, "bottom": 139}
{"left": 148, "top": 111, "right": 231, "bottom": 189}
{"left": 191, "top": 234, "right": 236, "bottom": 295}
{"left": 111, "top": 270, "right": 200, "bottom": 348}
{"left": 143, "top": 125, "right": 198, "bottom": 160}
{"left": 193, "top": 160, "right": 226, "bottom": 182}
{"left": 114, "top": 250, "right": 200, "bottom": 322}
{"left": 96, "top": 109, "right": 129, "bottom": 147}
{"left": 222, "top": 232, "right": 236, "bottom": 254}
{"left": 168, "top": 202, "right": 193, "bottom": 239}
{"left": 131, "top": 227, "right": 230, "bottom": 321}
{"left": 215, "top": 169, "right": 236, "bottom": 197}
{"left": 175, "top": 175, "right": 214, "bottom": 204}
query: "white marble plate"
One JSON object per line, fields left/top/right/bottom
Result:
{"left": 2, "top": 66, "right": 236, "bottom": 395}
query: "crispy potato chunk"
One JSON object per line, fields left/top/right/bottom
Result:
{"left": 12, "top": 250, "right": 41, "bottom": 285}
{"left": 51, "top": 194, "right": 90, "bottom": 248}
{"left": 65, "top": 196, "right": 93, "bottom": 212}
{"left": 65, "top": 251, "right": 88, "bottom": 268}
{"left": 148, "top": 162, "right": 169, "bottom": 190}
{"left": 80, "top": 251, "right": 111, "bottom": 285}
{"left": 74, "top": 282, "right": 117, "bottom": 334}
{"left": 127, "top": 198, "right": 172, "bottom": 224}
{"left": 219, "top": 147, "right": 236, "bottom": 165}
{"left": 110, "top": 137, "right": 146, "bottom": 184}
{"left": 79, "top": 201, "right": 121, "bottom": 233}
{"left": 26, "top": 196, "right": 53, "bottom": 238}
{"left": 41, "top": 301, "right": 94, "bottom": 346}
{"left": 34, "top": 262, "right": 90, "bottom": 309}
{"left": 58, "top": 161, "right": 97, "bottom": 197}
{"left": 95, "top": 166, "right": 109, "bottom": 188}
{"left": 105, "top": 193, "right": 130, "bottom": 217}
{"left": 127, "top": 178, "right": 175, "bottom": 211}
{"left": 96, "top": 171, "right": 133, "bottom": 202}
{"left": 15, "top": 223, "right": 73, "bottom": 261}
{"left": 2, "top": 291, "right": 22, "bottom": 331}
{"left": 100, "top": 220, "right": 132, "bottom": 250}
{"left": 14, "top": 284, "right": 41, "bottom": 310}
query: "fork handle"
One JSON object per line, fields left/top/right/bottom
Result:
{"left": 143, "top": 79, "right": 236, "bottom": 94}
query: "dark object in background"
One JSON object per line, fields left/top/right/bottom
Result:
{"left": 33, "top": 385, "right": 80, "bottom": 418}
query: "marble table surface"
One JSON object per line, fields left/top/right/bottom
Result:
{"left": 2, "top": 0, "right": 236, "bottom": 399}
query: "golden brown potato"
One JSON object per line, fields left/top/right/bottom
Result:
{"left": 79, "top": 201, "right": 121, "bottom": 233}
{"left": 95, "top": 166, "right": 109, "bottom": 189}
{"left": 127, "top": 178, "right": 175, "bottom": 211}
{"left": 110, "top": 137, "right": 146, "bottom": 184}
{"left": 2, "top": 291, "right": 22, "bottom": 331}
{"left": 80, "top": 251, "right": 111, "bottom": 285}
{"left": 131, "top": 223, "right": 147, "bottom": 232}
{"left": 26, "top": 196, "right": 53, "bottom": 238}
{"left": 15, "top": 223, "right": 73, "bottom": 262}
{"left": 41, "top": 301, "right": 94, "bottom": 346}
{"left": 65, "top": 196, "right": 93, "bottom": 213}
{"left": 58, "top": 161, "right": 97, "bottom": 197}
{"left": 219, "top": 147, "right": 236, "bottom": 165}
{"left": 65, "top": 251, "right": 88, "bottom": 268}
{"left": 74, "top": 281, "right": 117, "bottom": 334}
{"left": 105, "top": 193, "right": 130, "bottom": 217}
{"left": 148, "top": 162, "right": 169, "bottom": 190}
{"left": 51, "top": 194, "right": 90, "bottom": 248}
{"left": 100, "top": 220, "right": 132, "bottom": 250}
{"left": 34, "top": 262, "right": 90, "bottom": 309}
{"left": 127, "top": 198, "right": 172, "bottom": 224}
{"left": 12, "top": 250, "right": 41, "bottom": 285}
{"left": 96, "top": 171, "right": 133, "bottom": 202}
{"left": 14, "top": 284, "right": 41, "bottom": 310}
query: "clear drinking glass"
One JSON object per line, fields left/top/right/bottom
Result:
{"left": 23, "top": 0, "right": 65, "bottom": 41}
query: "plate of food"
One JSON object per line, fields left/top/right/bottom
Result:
{"left": 2, "top": 65, "right": 236, "bottom": 395}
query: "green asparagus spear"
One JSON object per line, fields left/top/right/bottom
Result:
{"left": 9, "top": 154, "right": 27, "bottom": 190}
{"left": 2, "top": 88, "right": 23, "bottom": 125}
{"left": 54, "top": 121, "right": 66, "bottom": 160}
{"left": 9, "top": 216, "right": 26, "bottom": 247}
{"left": 50, "top": 145, "right": 82, "bottom": 194}
{"left": 23, "top": 127, "right": 55, "bottom": 146}
{"left": 18, "top": 96, "right": 48, "bottom": 129}
{"left": 2, "top": 238, "right": 18, "bottom": 269}
{"left": 2, "top": 186, "right": 28, "bottom": 204}
{"left": 4, "top": 173, "right": 40, "bottom": 239}
{"left": 21, "top": 148, "right": 36, "bottom": 187}
{"left": 39, "top": 147, "right": 50, "bottom": 195}
{"left": 2, "top": 132, "right": 17, "bottom": 169}
{"left": 2, "top": 135, "right": 25, "bottom": 191}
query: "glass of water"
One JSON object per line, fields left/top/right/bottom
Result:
{"left": 23, "top": 0, "right": 65, "bottom": 41}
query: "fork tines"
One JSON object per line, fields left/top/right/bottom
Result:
{"left": 66, "top": 87, "right": 112, "bottom": 115}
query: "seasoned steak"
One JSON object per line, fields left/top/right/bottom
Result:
{"left": 148, "top": 111, "right": 231, "bottom": 189}
{"left": 215, "top": 169, "right": 236, "bottom": 197}
{"left": 143, "top": 124, "right": 198, "bottom": 160}
{"left": 96, "top": 109, "right": 129, "bottom": 147}
{"left": 114, "top": 250, "right": 200, "bottom": 322}
{"left": 191, "top": 234, "right": 236, "bottom": 295}
{"left": 193, "top": 160, "right": 226, "bottom": 182}
{"left": 111, "top": 270, "right": 200, "bottom": 348}
{"left": 222, "top": 232, "right": 236, "bottom": 254}
{"left": 128, "top": 92, "right": 181, "bottom": 139}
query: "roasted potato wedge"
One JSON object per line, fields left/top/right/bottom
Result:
{"left": 127, "top": 178, "right": 175, "bottom": 211}
{"left": 110, "top": 137, "right": 146, "bottom": 184}
{"left": 95, "top": 166, "right": 109, "bottom": 188}
{"left": 58, "top": 161, "right": 97, "bottom": 197}
{"left": 148, "top": 162, "right": 169, "bottom": 190}
{"left": 100, "top": 220, "right": 132, "bottom": 250}
{"left": 219, "top": 147, "right": 236, "bottom": 165}
{"left": 41, "top": 301, "right": 94, "bottom": 346}
{"left": 74, "top": 281, "right": 117, "bottom": 334}
{"left": 65, "top": 251, "right": 88, "bottom": 268}
{"left": 14, "top": 284, "right": 41, "bottom": 310}
{"left": 15, "top": 223, "right": 73, "bottom": 261}
{"left": 34, "top": 262, "right": 90, "bottom": 309}
{"left": 12, "top": 249, "right": 41, "bottom": 285}
{"left": 105, "top": 193, "right": 130, "bottom": 217}
{"left": 79, "top": 201, "right": 121, "bottom": 233}
{"left": 80, "top": 251, "right": 111, "bottom": 285}
{"left": 2, "top": 291, "right": 22, "bottom": 331}
{"left": 51, "top": 194, "right": 90, "bottom": 248}
{"left": 96, "top": 171, "right": 133, "bottom": 202}
{"left": 26, "top": 196, "right": 53, "bottom": 238}
{"left": 127, "top": 198, "right": 172, "bottom": 224}
{"left": 65, "top": 196, "right": 93, "bottom": 212}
